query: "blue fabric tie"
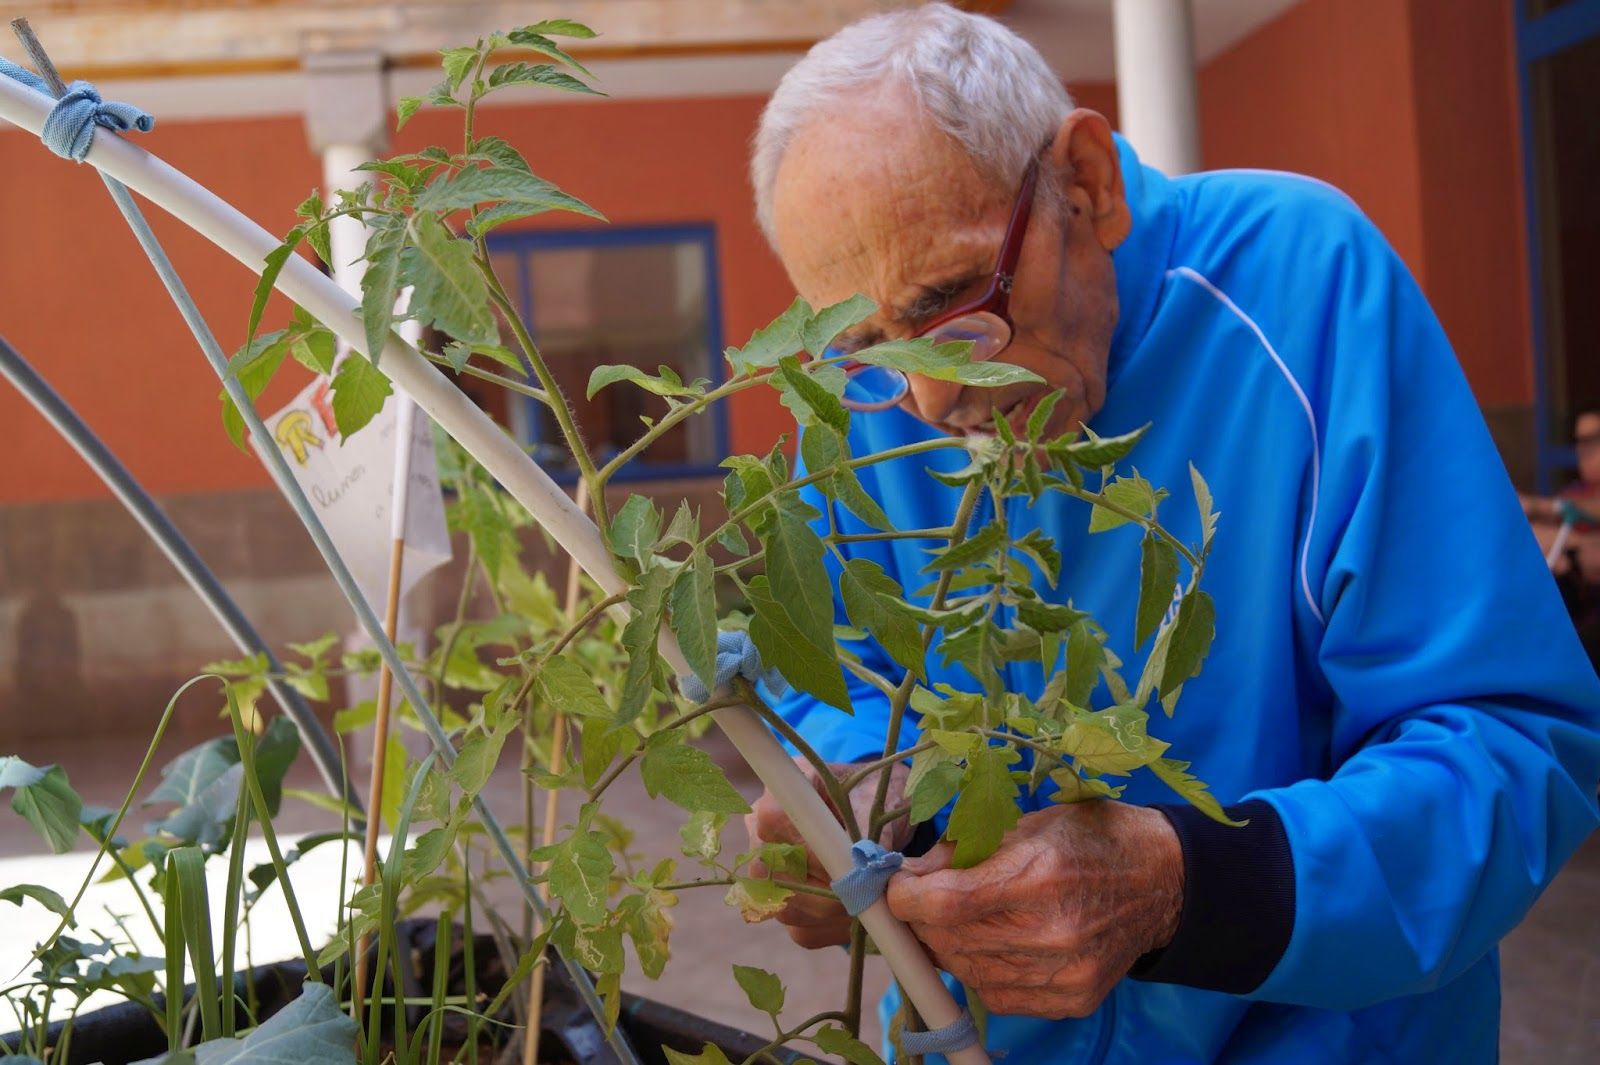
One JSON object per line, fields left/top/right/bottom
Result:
{"left": 830, "top": 839, "right": 903, "bottom": 917}
{"left": 0, "top": 58, "right": 154, "bottom": 161}
{"left": 900, "top": 1010, "right": 981, "bottom": 1058}
{"left": 677, "top": 629, "right": 790, "bottom": 704}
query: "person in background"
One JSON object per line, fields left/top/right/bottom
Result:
{"left": 1524, "top": 405, "right": 1600, "bottom": 662}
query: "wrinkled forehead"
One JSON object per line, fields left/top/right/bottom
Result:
{"left": 769, "top": 93, "right": 1008, "bottom": 315}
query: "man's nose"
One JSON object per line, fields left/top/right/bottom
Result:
{"left": 906, "top": 374, "right": 970, "bottom": 428}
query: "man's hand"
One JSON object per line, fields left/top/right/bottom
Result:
{"left": 885, "top": 801, "right": 1183, "bottom": 1020}
{"left": 744, "top": 756, "right": 912, "bottom": 949}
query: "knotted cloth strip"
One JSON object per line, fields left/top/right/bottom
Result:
{"left": 677, "top": 629, "right": 790, "bottom": 704}
{"left": 900, "top": 1010, "right": 981, "bottom": 1058}
{"left": 0, "top": 58, "right": 154, "bottom": 161}
{"left": 830, "top": 839, "right": 904, "bottom": 917}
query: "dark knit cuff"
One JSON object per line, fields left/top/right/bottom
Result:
{"left": 1129, "top": 799, "right": 1295, "bottom": 995}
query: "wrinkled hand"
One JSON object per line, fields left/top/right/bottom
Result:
{"left": 886, "top": 801, "right": 1183, "bottom": 1020}
{"left": 744, "top": 757, "right": 912, "bottom": 949}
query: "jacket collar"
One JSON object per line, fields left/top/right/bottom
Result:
{"left": 1106, "top": 136, "right": 1180, "bottom": 385}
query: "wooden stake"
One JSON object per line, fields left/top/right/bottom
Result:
{"left": 352, "top": 534, "right": 407, "bottom": 1018}
{"left": 523, "top": 483, "right": 591, "bottom": 1065}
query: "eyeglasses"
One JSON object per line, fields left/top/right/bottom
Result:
{"left": 836, "top": 157, "right": 1042, "bottom": 411}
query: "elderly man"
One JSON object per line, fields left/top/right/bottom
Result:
{"left": 742, "top": 4, "right": 1600, "bottom": 1063}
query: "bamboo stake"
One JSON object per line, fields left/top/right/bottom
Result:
{"left": 0, "top": 74, "right": 990, "bottom": 1065}
{"left": 522, "top": 484, "right": 591, "bottom": 1065}
{"left": 351, "top": 534, "right": 407, "bottom": 1018}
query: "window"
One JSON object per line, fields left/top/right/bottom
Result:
{"left": 1517, "top": 0, "right": 1600, "bottom": 489}
{"left": 487, "top": 226, "right": 727, "bottom": 481}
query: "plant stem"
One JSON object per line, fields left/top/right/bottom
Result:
{"left": 1056, "top": 482, "right": 1203, "bottom": 570}
{"left": 585, "top": 697, "right": 736, "bottom": 802}
{"left": 827, "top": 527, "right": 954, "bottom": 544}
{"left": 843, "top": 922, "right": 868, "bottom": 1038}
{"left": 740, "top": 684, "right": 861, "bottom": 841}
{"left": 872, "top": 803, "right": 913, "bottom": 837}
{"left": 656, "top": 876, "right": 835, "bottom": 899}
{"left": 843, "top": 741, "right": 939, "bottom": 792}
{"left": 423, "top": 351, "right": 550, "bottom": 403}
{"left": 479, "top": 270, "right": 611, "bottom": 535}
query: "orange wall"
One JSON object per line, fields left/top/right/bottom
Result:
{"left": 1198, "top": 0, "right": 1533, "bottom": 407}
{"left": 1, "top": 5, "right": 1538, "bottom": 505}
{"left": 0, "top": 94, "right": 793, "bottom": 503}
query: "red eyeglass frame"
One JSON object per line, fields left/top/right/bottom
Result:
{"left": 912, "top": 155, "right": 1041, "bottom": 345}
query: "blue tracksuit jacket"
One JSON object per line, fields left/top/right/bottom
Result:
{"left": 773, "top": 140, "right": 1600, "bottom": 1063}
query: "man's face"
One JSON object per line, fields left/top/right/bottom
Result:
{"left": 769, "top": 86, "right": 1128, "bottom": 440}
{"left": 1576, "top": 411, "right": 1600, "bottom": 486}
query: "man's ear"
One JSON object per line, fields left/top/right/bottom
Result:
{"left": 1046, "top": 109, "right": 1131, "bottom": 251}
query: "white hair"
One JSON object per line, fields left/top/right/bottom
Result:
{"left": 751, "top": 2, "right": 1074, "bottom": 244}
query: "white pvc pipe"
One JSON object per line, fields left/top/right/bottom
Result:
{"left": 1112, "top": 0, "right": 1201, "bottom": 176}
{"left": 0, "top": 77, "right": 986, "bottom": 1062}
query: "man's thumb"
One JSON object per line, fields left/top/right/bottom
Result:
{"left": 898, "top": 840, "right": 954, "bottom": 877}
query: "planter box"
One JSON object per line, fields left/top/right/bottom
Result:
{"left": 3, "top": 921, "right": 792, "bottom": 1065}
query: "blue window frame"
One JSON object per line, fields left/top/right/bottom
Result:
{"left": 1514, "top": 0, "right": 1600, "bottom": 490}
{"left": 487, "top": 224, "right": 729, "bottom": 482}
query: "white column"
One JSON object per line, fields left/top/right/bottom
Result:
{"left": 1112, "top": 0, "right": 1201, "bottom": 175}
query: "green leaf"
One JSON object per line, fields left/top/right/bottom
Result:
{"left": 440, "top": 47, "right": 479, "bottom": 92}
{"left": 906, "top": 759, "right": 962, "bottom": 824}
{"left": 395, "top": 96, "right": 424, "bottom": 129}
{"left": 670, "top": 550, "right": 719, "bottom": 690}
{"left": 762, "top": 493, "right": 834, "bottom": 651}
{"left": 725, "top": 296, "right": 810, "bottom": 374}
{"left": 1060, "top": 705, "right": 1167, "bottom": 775}
{"left": 0, "top": 757, "right": 82, "bottom": 854}
{"left": 1158, "top": 590, "right": 1215, "bottom": 699}
{"left": 663, "top": 1046, "right": 734, "bottom": 1065}
{"left": 0, "top": 882, "right": 73, "bottom": 923}
{"left": 922, "top": 520, "right": 1005, "bottom": 574}
{"left": 488, "top": 61, "right": 599, "bottom": 95}
{"left": 288, "top": 323, "right": 335, "bottom": 375}
{"left": 820, "top": 474, "right": 884, "bottom": 539}
{"left": 220, "top": 332, "right": 290, "bottom": 449}
{"left": 1191, "top": 462, "right": 1219, "bottom": 551}
{"left": 1148, "top": 757, "right": 1244, "bottom": 827}
{"left": 840, "top": 558, "right": 924, "bottom": 679}
{"left": 132, "top": 980, "right": 357, "bottom": 1064}
{"left": 533, "top": 655, "right": 614, "bottom": 720}
{"left": 327, "top": 355, "right": 392, "bottom": 438}
{"left": 547, "top": 830, "right": 614, "bottom": 926}
{"left": 586, "top": 362, "right": 698, "bottom": 399}
{"left": 776, "top": 356, "right": 849, "bottom": 432}
{"left": 680, "top": 810, "right": 726, "bottom": 861}
{"left": 1061, "top": 423, "right": 1150, "bottom": 467}
{"left": 1135, "top": 534, "right": 1180, "bottom": 650}
{"left": 245, "top": 234, "right": 302, "bottom": 354}
{"left": 402, "top": 212, "right": 498, "bottom": 347}
{"left": 946, "top": 744, "right": 1020, "bottom": 868}
{"left": 419, "top": 165, "right": 603, "bottom": 220}
{"left": 1088, "top": 471, "right": 1168, "bottom": 533}
{"left": 801, "top": 294, "right": 876, "bottom": 356}
{"left": 724, "top": 876, "right": 792, "bottom": 922}
{"left": 746, "top": 576, "right": 850, "bottom": 710}
{"left": 815, "top": 1024, "right": 887, "bottom": 1065}
{"left": 618, "top": 566, "right": 672, "bottom": 722}
{"left": 503, "top": 28, "right": 595, "bottom": 76}
{"left": 360, "top": 225, "right": 404, "bottom": 365}
{"left": 1027, "top": 389, "right": 1066, "bottom": 442}
{"left": 640, "top": 734, "right": 750, "bottom": 815}
{"left": 1063, "top": 617, "right": 1105, "bottom": 707}
{"left": 1049, "top": 768, "right": 1125, "bottom": 804}
{"left": 610, "top": 494, "right": 662, "bottom": 566}
{"left": 620, "top": 889, "right": 675, "bottom": 979}
{"left": 732, "top": 964, "right": 785, "bottom": 1016}
{"left": 513, "top": 18, "right": 598, "bottom": 40}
